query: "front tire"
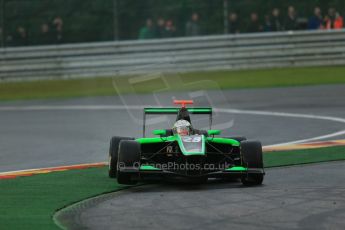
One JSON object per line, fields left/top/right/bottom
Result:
{"left": 241, "top": 174, "right": 264, "bottom": 186}
{"left": 240, "top": 141, "right": 264, "bottom": 186}
{"left": 108, "top": 136, "right": 133, "bottom": 178}
{"left": 117, "top": 140, "right": 141, "bottom": 185}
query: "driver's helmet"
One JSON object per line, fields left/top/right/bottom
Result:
{"left": 173, "top": 120, "right": 191, "bottom": 136}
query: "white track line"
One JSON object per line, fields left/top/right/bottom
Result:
{"left": 1, "top": 105, "right": 345, "bottom": 147}
{"left": 0, "top": 105, "right": 146, "bottom": 111}
{"left": 215, "top": 108, "right": 345, "bottom": 147}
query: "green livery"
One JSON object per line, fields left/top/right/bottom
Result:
{"left": 108, "top": 100, "right": 265, "bottom": 186}
{"left": 136, "top": 134, "right": 240, "bottom": 156}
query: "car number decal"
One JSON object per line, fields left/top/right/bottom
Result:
{"left": 182, "top": 136, "right": 202, "bottom": 143}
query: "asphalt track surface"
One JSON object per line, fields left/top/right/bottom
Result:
{"left": 1, "top": 85, "right": 345, "bottom": 172}
{"left": 1, "top": 84, "right": 345, "bottom": 229}
{"left": 57, "top": 161, "right": 345, "bottom": 230}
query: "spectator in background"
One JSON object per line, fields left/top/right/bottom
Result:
{"left": 52, "top": 16, "right": 63, "bottom": 43}
{"left": 38, "top": 23, "right": 53, "bottom": 45}
{"left": 155, "top": 17, "right": 165, "bottom": 38}
{"left": 271, "top": 8, "right": 283, "bottom": 31}
{"left": 263, "top": 15, "right": 272, "bottom": 32}
{"left": 284, "top": 6, "right": 298, "bottom": 31}
{"left": 325, "top": 8, "right": 344, "bottom": 30}
{"left": 246, "top": 13, "right": 263, "bottom": 33}
{"left": 12, "top": 26, "right": 28, "bottom": 46}
{"left": 228, "top": 12, "right": 240, "bottom": 34}
{"left": 308, "top": 7, "right": 323, "bottom": 30}
{"left": 138, "top": 18, "right": 155, "bottom": 39}
{"left": 185, "top": 12, "right": 200, "bottom": 36}
{"left": 334, "top": 12, "right": 344, "bottom": 29}
{"left": 163, "top": 19, "right": 176, "bottom": 38}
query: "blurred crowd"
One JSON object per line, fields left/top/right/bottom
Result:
{"left": 0, "top": 16, "right": 64, "bottom": 47}
{"left": 229, "top": 6, "right": 344, "bottom": 33}
{"left": 0, "top": 5, "right": 344, "bottom": 47}
{"left": 138, "top": 13, "right": 200, "bottom": 39}
{"left": 138, "top": 6, "right": 344, "bottom": 40}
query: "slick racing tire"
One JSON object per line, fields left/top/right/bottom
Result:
{"left": 108, "top": 136, "right": 134, "bottom": 178}
{"left": 240, "top": 141, "right": 264, "bottom": 186}
{"left": 117, "top": 140, "right": 141, "bottom": 185}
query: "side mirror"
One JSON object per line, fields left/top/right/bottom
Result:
{"left": 152, "top": 129, "right": 167, "bottom": 136}
{"left": 207, "top": 130, "right": 221, "bottom": 136}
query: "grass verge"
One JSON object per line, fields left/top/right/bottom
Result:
{"left": 0, "top": 167, "right": 127, "bottom": 230}
{"left": 264, "top": 146, "right": 345, "bottom": 167}
{"left": 0, "top": 146, "right": 344, "bottom": 230}
{"left": 1, "top": 66, "right": 345, "bottom": 101}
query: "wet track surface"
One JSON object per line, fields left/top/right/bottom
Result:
{"left": 1, "top": 84, "right": 345, "bottom": 229}
{"left": 57, "top": 161, "right": 345, "bottom": 230}
{"left": 1, "top": 85, "right": 345, "bottom": 172}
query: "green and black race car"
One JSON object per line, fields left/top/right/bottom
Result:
{"left": 108, "top": 100, "right": 265, "bottom": 185}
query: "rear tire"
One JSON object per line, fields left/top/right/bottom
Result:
{"left": 240, "top": 141, "right": 264, "bottom": 186}
{"left": 117, "top": 140, "right": 141, "bottom": 185}
{"left": 108, "top": 136, "right": 133, "bottom": 178}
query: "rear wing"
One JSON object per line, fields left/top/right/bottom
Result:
{"left": 144, "top": 108, "right": 212, "bottom": 114}
{"left": 143, "top": 108, "right": 212, "bottom": 137}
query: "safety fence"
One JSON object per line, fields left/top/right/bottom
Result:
{"left": 1, "top": 29, "right": 345, "bottom": 81}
